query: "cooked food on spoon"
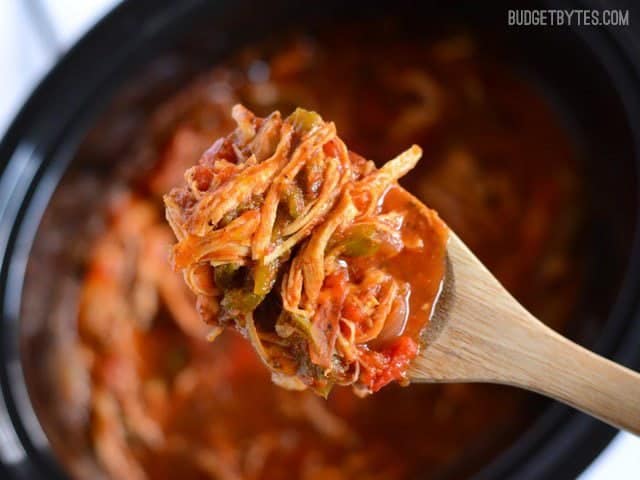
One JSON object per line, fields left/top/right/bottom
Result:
{"left": 164, "top": 105, "right": 448, "bottom": 396}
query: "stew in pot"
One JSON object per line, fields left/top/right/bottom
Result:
{"left": 28, "top": 22, "right": 582, "bottom": 480}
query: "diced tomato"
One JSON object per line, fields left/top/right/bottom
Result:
{"left": 322, "top": 269, "right": 349, "bottom": 296}
{"left": 342, "top": 297, "right": 367, "bottom": 324}
{"left": 359, "top": 336, "right": 419, "bottom": 392}
{"left": 201, "top": 137, "right": 236, "bottom": 166}
{"left": 192, "top": 165, "right": 213, "bottom": 191}
{"left": 322, "top": 140, "right": 339, "bottom": 157}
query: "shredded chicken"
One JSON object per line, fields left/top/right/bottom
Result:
{"left": 164, "top": 105, "right": 446, "bottom": 396}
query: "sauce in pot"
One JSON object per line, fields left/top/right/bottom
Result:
{"left": 26, "top": 22, "right": 582, "bottom": 480}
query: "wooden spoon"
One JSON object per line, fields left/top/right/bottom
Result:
{"left": 401, "top": 190, "right": 640, "bottom": 435}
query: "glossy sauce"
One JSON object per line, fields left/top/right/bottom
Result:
{"left": 381, "top": 185, "right": 448, "bottom": 341}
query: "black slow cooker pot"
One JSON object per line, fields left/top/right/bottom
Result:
{"left": 0, "top": 0, "right": 639, "bottom": 478}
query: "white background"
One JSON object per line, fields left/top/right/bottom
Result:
{"left": 0, "top": 0, "right": 638, "bottom": 478}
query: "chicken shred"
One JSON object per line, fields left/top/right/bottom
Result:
{"left": 164, "top": 105, "right": 447, "bottom": 396}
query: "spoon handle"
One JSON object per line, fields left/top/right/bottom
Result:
{"left": 504, "top": 320, "right": 640, "bottom": 435}
{"left": 410, "top": 233, "right": 640, "bottom": 434}
{"left": 415, "top": 308, "right": 640, "bottom": 434}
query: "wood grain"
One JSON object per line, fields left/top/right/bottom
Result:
{"left": 407, "top": 208, "right": 640, "bottom": 435}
